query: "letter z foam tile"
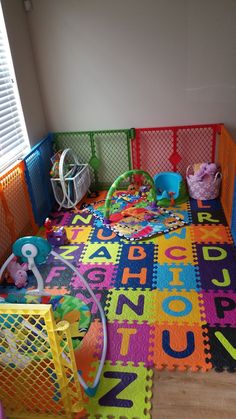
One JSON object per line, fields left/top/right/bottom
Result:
{"left": 86, "top": 361, "right": 153, "bottom": 418}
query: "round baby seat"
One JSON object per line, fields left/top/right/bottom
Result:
{"left": 154, "top": 172, "right": 188, "bottom": 205}
{"left": 0, "top": 293, "right": 91, "bottom": 351}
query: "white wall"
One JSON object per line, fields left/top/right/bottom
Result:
{"left": 1, "top": 0, "right": 47, "bottom": 145}
{"left": 8, "top": 0, "right": 236, "bottom": 137}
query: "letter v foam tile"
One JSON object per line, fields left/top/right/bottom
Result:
{"left": 85, "top": 361, "right": 153, "bottom": 419}
{"left": 202, "top": 324, "right": 236, "bottom": 372}
{"left": 149, "top": 322, "right": 211, "bottom": 371}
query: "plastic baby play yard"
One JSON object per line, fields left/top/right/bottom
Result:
{"left": 0, "top": 236, "right": 107, "bottom": 418}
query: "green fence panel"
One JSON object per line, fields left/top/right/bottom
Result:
{"left": 53, "top": 129, "right": 132, "bottom": 190}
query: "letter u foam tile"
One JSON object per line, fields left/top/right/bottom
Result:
{"left": 149, "top": 322, "right": 211, "bottom": 371}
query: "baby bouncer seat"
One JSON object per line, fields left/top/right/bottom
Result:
{"left": 0, "top": 236, "right": 107, "bottom": 418}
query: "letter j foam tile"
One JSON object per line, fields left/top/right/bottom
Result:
{"left": 85, "top": 361, "right": 153, "bottom": 418}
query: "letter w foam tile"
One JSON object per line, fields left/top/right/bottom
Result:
{"left": 85, "top": 361, "right": 153, "bottom": 418}
{"left": 149, "top": 323, "right": 211, "bottom": 371}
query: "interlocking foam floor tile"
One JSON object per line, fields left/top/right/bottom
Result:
{"left": 86, "top": 361, "right": 153, "bottom": 418}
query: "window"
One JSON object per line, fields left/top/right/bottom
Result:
{"left": 0, "top": 3, "right": 30, "bottom": 173}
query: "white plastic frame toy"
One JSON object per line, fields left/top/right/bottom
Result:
{"left": 51, "top": 148, "right": 91, "bottom": 210}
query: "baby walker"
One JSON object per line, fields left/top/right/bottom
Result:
{"left": 0, "top": 236, "right": 107, "bottom": 397}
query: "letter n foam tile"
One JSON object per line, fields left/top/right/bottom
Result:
{"left": 105, "top": 289, "right": 155, "bottom": 324}
{"left": 106, "top": 321, "right": 154, "bottom": 367}
{"left": 86, "top": 361, "right": 153, "bottom": 418}
{"left": 149, "top": 323, "right": 211, "bottom": 371}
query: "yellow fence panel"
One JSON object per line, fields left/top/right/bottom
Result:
{"left": 0, "top": 304, "right": 84, "bottom": 418}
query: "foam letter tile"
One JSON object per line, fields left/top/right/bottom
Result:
{"left": 149, "top": 323, "right": 211, "bottom": 371}
{"left": 152, "top": 290, "right": 203, "bottom": 325}
{"left": 86, "top": 361, "right": 153, "bottom": 418}
{"left": 190, "top": 225, "right": 233, "bottom": 245}
{"left": 201, "top": 290, "right": 236, "bottom": 326}
{"left": 106, "top": 320, "right": 154, "bottom": 367}
{"left": 71, "top": 263, "right": 117, "bottom": 290}
{"left": 81, "top": 243, "right": 122, "bottom": 264}
{"left": 152, "top": 263, "right": 201, "bottom": 291}
{"left": 65, "top": 225, "right": 93, "bottom": 244}
{"left": 105, "top": 289, "right": 155, "bottom": 324}
{"left": 157, "top": 228, "right": 196, "bottom": 265}
{"left": 203, "top": 325, "right": 236, "bottom": 372}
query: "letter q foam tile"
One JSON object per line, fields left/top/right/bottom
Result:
{"left": 85, "top": 361, "right": 153, "bottom": 418}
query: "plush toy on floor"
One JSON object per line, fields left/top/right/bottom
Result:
{"left": 3, "top": 256, "right": 28, "bottom": 288}
{"left": 44, "top": 218, "right": 69, "bottom": 246}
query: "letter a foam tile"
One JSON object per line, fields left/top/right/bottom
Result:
{"left": 85, "top": 361, "right": 153, "bottom": 418}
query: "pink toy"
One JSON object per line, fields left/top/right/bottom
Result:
{"left": 4, "top": 256, "right": 28, "bottom": 288}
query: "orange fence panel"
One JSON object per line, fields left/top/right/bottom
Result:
{"left": 0, "top": 161, "right": 37, "bottom": 265}
{"left": 218, "top": 126, "right": 236, "bottom": 226}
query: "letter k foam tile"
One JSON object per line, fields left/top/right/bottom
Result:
{"left": 149, "top": 323, "right": 211, "bottom": 371}
{"left": 85, "top": 361, "right": 153, "bottom": 418}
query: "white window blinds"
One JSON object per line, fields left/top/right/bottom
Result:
{"left": 0, "top": 3, "right": 30, "bottom": 173}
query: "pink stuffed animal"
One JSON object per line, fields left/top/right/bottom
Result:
{"left": 192, "top": 162, "right": 218, "bottom": 181}
{"left": 5, "top": 256, "right": 28, "bottom": 288}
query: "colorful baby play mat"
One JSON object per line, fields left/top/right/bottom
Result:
{"left": 1, "top": 193, "right": 236, "bottom": 418}
{"left": 85, "top": 193, "right": 187, "bottom": 240}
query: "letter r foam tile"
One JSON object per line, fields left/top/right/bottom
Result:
{"left": 86, "top": 361, "right": 153, "bottom": 418}
{"left": 149, "top": 322, "right": 211, "bottom": 371}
